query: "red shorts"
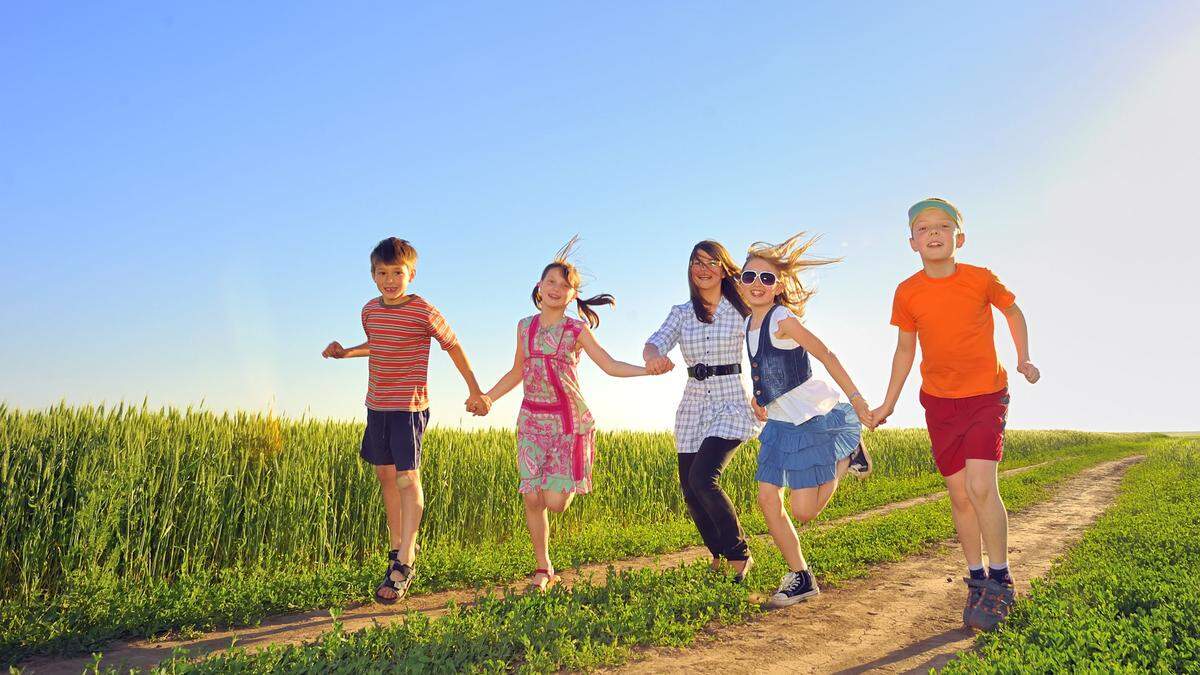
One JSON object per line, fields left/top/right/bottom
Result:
{"left": 919, "top": 388, "right": 1009, "bottom": 477}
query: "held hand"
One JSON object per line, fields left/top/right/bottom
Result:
{"left": 1017, "top": 361, "right": 1040, "bottom": 384}
{"left": 465, "top": 393, "right": 492, "bottom": 416}
{"left": 322, "top": 341, "right": 346, "bottom": 359}
{"left": 645, "top": 355, "right": 675, "bottom": 375}
{"left": 869, "top": 404, "right": 893, "bottom": 427}
{"left": 851, "top": 397, "right": 876, "bottom": 430}
{"left": 751, "top": 399, "right": 768, "bottom": 422}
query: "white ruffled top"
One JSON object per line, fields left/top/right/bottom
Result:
{"left": 746, "top": 306, "right": 841, "bottom": 426}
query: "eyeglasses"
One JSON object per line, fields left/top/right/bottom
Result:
{"left": 739, "top": 270, "right": 778, "bottom": 287}
{"left": 690, "top": 259, "right": 722, "bottom": 270}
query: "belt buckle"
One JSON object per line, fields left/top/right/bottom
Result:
{"left": 693, "top": 363, "right": 710, "bottom": 381}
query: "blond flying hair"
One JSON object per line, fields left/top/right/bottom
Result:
{"left": 744, "top": 232, "right": 839, "bottom": 318}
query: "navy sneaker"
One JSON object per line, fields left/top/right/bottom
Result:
{"left": 766, "top": 569, "right": 820, "bottom": 608}
{"left": 847, "top": 441, "right": 873, "bottom": 478}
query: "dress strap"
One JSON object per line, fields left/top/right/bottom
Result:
{"left": 527, "top": 315, "right": 541, "bottom": 358}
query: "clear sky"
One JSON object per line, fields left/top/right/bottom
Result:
{"left": 3, "top": 2, "right": 1197, "bottom": 432}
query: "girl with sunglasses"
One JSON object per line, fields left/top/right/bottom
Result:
{"left": 643, "top": 240, "right": 759, "bottom": 581}
{"left": 740, "top": 233, "right": 875, "bottom": 608}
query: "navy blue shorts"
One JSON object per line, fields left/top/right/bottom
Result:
{"left": 361, "top": 409, "right": 429, "bottom": 471}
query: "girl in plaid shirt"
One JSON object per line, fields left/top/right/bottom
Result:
{"left": 643, "top": 240, "right": 759, "bottom": 581}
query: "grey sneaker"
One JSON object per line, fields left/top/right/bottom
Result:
{"left": 962, "top": 577, "right": 988, "bottom": 626}
{"left": 966, "top": 578, "right": 1015, "bottom": 630}
{"left": 766, "top": 570, "right": 820, "bottom": 608}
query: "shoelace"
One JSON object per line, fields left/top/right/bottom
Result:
{"left": 779, "top": 572, "right": 807, "bottom": 594}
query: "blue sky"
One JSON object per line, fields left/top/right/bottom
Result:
{"left": 2, "top": 2, "right": 1197, "bottom": 431}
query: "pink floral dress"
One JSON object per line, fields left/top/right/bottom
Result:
{"left": 517, "top": 314, "right": 596, "bottom": 494}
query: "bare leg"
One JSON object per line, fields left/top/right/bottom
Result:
{"left": 542, "top": 490, "right": 576, "bottom": 514}
{"left": 758, "top": 482, "right": 807, "bottom": 571}
{"left": 523, "top": 490, "right": 551, "bottom": 572}
{"left": 395, "top": 469, "right": 423, "bottom": 565}
{"left": 944, "top": 468, "right": 985, "bottom": 568}
{"left": 789, "top": 457, "right": 850, "bottom": 523}
{"left": 374, "top": 465, "right": 405, "bottom": 551}
{"left": 964, "top": 459, "right": 1008, "bottom": 567}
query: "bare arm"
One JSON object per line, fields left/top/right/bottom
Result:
{"left": 776, "top": 317, "right": 874, "bottom": 428}
{"left": 579, "top": 327, "right": 649, "bottom": 378}
{"left": 322, "top": 341, "right": 369, "bottom": 358}
{"left": 872, "top": 329, "right": 917, "bottom": 425}
{"left": 484, "top": 325, "right": 527, "bottom": 402}
{"left": 1002, "top": 303, "right": 1040, "bottom": 383}
{"left": 445, "top": 343, "right": 484, "bottom": 396}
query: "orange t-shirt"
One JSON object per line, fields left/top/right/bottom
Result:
{"left": 890, "top": 263, "right": 1016, "bottom": 399}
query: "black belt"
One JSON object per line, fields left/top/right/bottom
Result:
{"left": 687, "top": 363, "right": 741, "bottom": 381}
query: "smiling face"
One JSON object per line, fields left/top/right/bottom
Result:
{"left": 909, "top": 208, "right": 965, "bottom": 262}
{"left": 372, "top": 261, "right": 414, "bottom": 303}
{"left": 689, "top": 247, "right": 725, "bottom": 293}
{"left": 739, "top": 257, "right": 781, "bottom": 309}
{"left": 537, "top": 265, "right": 578, "bottom": 310}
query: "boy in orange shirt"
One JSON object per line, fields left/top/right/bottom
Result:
{"left": 872, "top": 198, "right": 1040, "bottom": 630}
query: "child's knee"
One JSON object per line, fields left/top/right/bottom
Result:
{"left": 522, "top": 491, "right": 545, "bottom": 510}
{"left": 757, "top": 485, "right": 783, "bottom": 511}
{"left": 395, "top": 470, "right": 419, "bottom": 489}
{"left": 791, "top": 506, "right": 818, "bottom": 524}
{"left": 965, "top": 478, "right": 997, "bottom": 503}
{"left": 373, "top": 464, "right": 396, "bottom": 483}
{"left": 544, "top": 492, "right": 572, "bottom": 513}
{"left": 948, "top": 489, "right": 973, "bottom": 512}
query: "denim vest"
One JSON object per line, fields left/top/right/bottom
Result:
{"left": 747, "top": 304, "right": 812, "bottom": 407}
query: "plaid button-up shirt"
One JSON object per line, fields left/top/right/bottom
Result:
{"left": 646, "top": 297, "right": 760, "bottom": 454}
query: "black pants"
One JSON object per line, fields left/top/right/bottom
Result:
{"left": 678, "top": 437, "right": 750, "bottom": 561}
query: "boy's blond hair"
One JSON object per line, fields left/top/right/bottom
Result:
{"left": 745, "top": 232, "right": 839, "bottom": 318}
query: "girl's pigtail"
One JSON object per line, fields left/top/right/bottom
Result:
{"left": 575, "top": 293, "right": 615, "bottom": 329}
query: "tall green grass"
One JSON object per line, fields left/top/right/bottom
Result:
{"left": 0, "top": 403, "right": 1117, "bottom": 602}
{"left": 134, "top": 437, "right": 1167, "bottom": 674}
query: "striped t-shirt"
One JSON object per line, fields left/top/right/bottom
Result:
{"left": 362, "top": 295, "right": 458, "bottom": 411}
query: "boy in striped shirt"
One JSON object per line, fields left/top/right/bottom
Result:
{"left": 323, "top": 237, "right": 489, "bottom": 603}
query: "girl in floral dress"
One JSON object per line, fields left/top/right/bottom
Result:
{"left": 480, "top": 238, "right": 657, "bottom": 591}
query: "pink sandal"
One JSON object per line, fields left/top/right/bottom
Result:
{"left": 528, "top": 567, "right": 559, "bottom": 593}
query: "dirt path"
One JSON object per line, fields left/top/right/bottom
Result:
{"left": 17, "top": 461, "right": 1051, "bottom": 674}
{"left": 618, "top": 455, "right": 1143, "bottom": 674}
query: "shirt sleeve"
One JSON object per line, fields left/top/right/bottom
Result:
{"left": 890, "top": 286, "right": 917, "bottom": 332}
{"left": 985, "top": 269, "right": 1017, "bottom": 309}
{"left": 361, "top": 305, "right": 371, "bottom": 341}
{"left": 426, "top": 303, "right": 459, "bottom": 351}
{"left": 646, "top": 304, "right": 684, "bottom": 355}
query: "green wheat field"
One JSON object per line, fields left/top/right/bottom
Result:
{"left": 1, "top": 403, "right": 1195, "bottom": 672}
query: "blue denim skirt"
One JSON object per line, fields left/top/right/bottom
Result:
{"left": 755, "top": 403, "right": 861, "bottom": 489}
